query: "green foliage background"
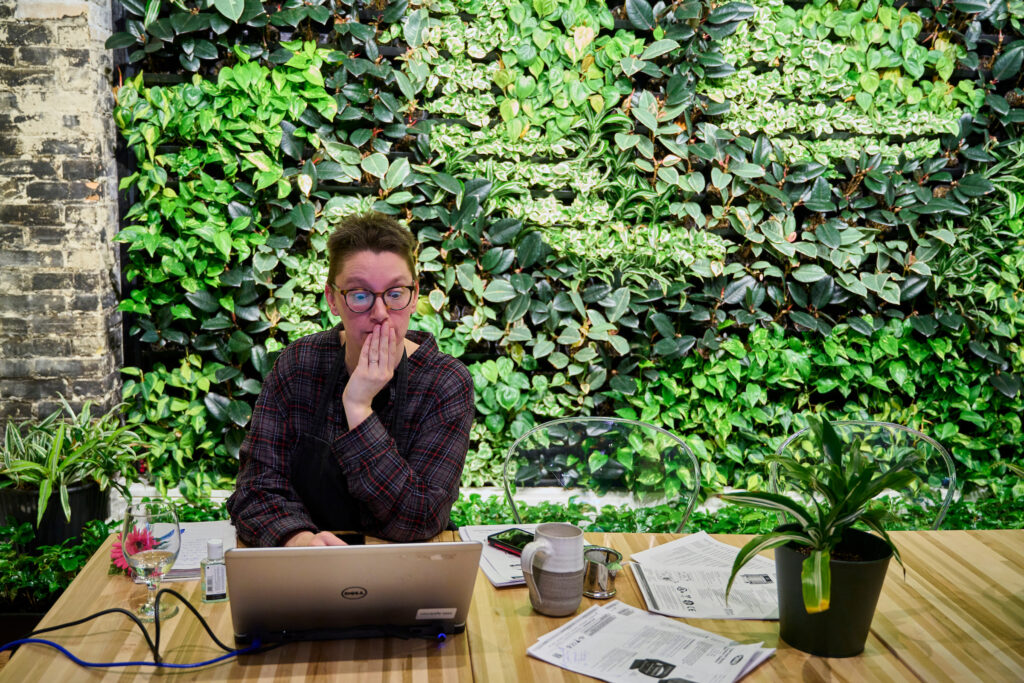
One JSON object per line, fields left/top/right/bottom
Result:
{"left": 107, "top": 0, "right": 1023, "bottom": 506}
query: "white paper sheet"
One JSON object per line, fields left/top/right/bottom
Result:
{"left": 527, "top": 600, "right": 774, "bottom": 683}
{"left": 630, "top": 532, "right": 778, "bottom": 620}
{"left": 631, "top": 531, "right": 774, "bottom": 572}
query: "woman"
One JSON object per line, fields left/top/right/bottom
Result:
{"left": 227, "top": 213, "right": 474, "bottom": 546}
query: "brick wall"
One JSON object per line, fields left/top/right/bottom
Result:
{"left": 0, "top": 0, "right": 121, "bottom": 420}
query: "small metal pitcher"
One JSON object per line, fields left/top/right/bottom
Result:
{"left": 582, "top": 546, "right": 622, "bottom": 599}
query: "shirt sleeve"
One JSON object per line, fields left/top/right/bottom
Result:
{"left": 331, "top": 359, "right": 474, "bottom": 542}
{"left": 226, "top": 352, "right": 319, "bottom": 547}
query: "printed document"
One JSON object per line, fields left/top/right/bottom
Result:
{"left": 528, "top": 600, "right": 774, "bottom": 683}
{"left": 630, "top": 532, "right": 779, "bottom": 620}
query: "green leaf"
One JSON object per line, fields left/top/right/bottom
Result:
{"left": 992, "top": 45, "right": 1023, "bottom": 82}
{"left": 640, "top": 40, "right": 680, "bottom": 60}
{"left": 212, "top": 230, "right": 232, "bottom": 260}
{"left": 482, "top": 279, "right": 517, "bottom": 303}
{"left": 625, "top": 0, "right": 655, "bottom": 30}
{"left": 990, "top": 373, "right": 1022, "bottom": 398}
{"left": 719, "top": 491, "right": 813, "bottom": 526}
{"left": 517, "top": 232, "right": 544, "bottom": 268}
{"left": 360, "top": 153, "right": 389, "bottom": 179}
{"left": 605, "top": 288, "right": 630, "bottom": 323}
{"left": 801, "top": 549, "right": 831, "bottom": 613}
{"left": 214, "top": 0, "right": 244, "bottom": 22}
{"left": 954, "top": 0, "right": 993, "bottom": 10}
{"left": 403, "top": 9, "right": 428, "bottom": 48}
{"left": 226, "top": 399, "right": 252, "bottom": 427}
{"left": 609, "top": 335, "right": 630, "bottom": 355}
{"left": 724, "top": 530, "right": 809, "bottom": 603}
{"left": 619, "top": 57, "right": 647, "bottom": 76}
{"left": 728, "top": 161, "right": 764, "bottom": 179}
{"left": 804, "top": 176, "right": 836, "bottom": 213}
{"left": 394, "top": 72, "right": 419, "bottom": 101}
{"left": 858, "top": 70, "right": 880, "bottom": 94}
{"left": 382, "top": 157, "right": 410, "bottom": 191}
{"left": 955, "top": 173, "right": 995, "bottom": 197}
{"left": 707, "top": 3, "right": 756, "bottom": 23}
{"left": 105, "top": 32, "right": 139, "bottom": 49}
{"left": 433, "top": 173, "right": 462, "bottom": 196}
{"left": 855, "top": 91, "right": 872, "bottom": 112}
{"left": 792, "top": 265, "right": 829, "bottom": 283}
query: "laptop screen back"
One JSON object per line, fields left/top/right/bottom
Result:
{"left": 225, "top": 541, "right": 482, "bottom": 643}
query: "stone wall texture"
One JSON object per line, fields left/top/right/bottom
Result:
{"left": 0, "top": 0, "right": 121, "bottom": 420}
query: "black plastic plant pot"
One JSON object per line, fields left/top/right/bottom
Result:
{"left": 774, "top": 526, "right": 893, "bottom": 657}
{"left": 0, "top": 480, "right": 109, "bottom": 549}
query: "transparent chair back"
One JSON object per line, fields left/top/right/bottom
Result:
{"left": 502, "top": 417, "right": 701, "bottom": 533}
{"left": 771, "top": 420, "right": 957, "bottom": 530}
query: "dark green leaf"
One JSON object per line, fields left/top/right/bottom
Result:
{"left": 989, "top": 373, "right": 1021, "bottom": 398}
{"left": 625, "top": 0, "right": 655, "bottom": 30}
{"left": 213, "top": 0, "right": 245, "bottom": 21}
{"left": 203, "top": 393, "right": 230, "bottom": 422}
{"left": 707, "top": 3, "right": 756, "bottom": 23}
{"left": 955, "top": 173, "right": 995, "bottom": 197}
{"left": 517, "top": 232, "right": 545, "bottom": 268}
{"left": 488, "top": 218, "right": 522, "bottom": 245}
{"left": 105, "top": 32, "right": 139, "bottom": 49}
{"left": 992, "top": 45, "right": 1023, "bottom": 82}
{"left": 909, "top": 316, "right": 938, "bottom": 337}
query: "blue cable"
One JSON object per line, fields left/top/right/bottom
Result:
{"left": 0, "top": 588, "right": 268, "bottom": 669}
{"left": 0, "top": 637, "right": 262, "bottom": 668}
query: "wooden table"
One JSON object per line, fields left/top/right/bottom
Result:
{"left": 2, "top": 530, "right": 1021, "bottom": 681}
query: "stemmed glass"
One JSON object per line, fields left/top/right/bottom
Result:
{"left": 122, "top": 501, "right": 181, "bottom": 621}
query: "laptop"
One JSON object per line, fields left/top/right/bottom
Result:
{"left": 225, "top": 541, "right": 483, "bottom": 644}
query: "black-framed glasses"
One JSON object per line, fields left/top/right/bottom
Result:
{"left": 330, "top": 284, "right": 416, "bottom": 313}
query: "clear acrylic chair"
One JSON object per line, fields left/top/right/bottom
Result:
{"left": 502, "top": 417, "right": 702, "bottom": 533}
{"left": 770, "top": 420, "right": 957, "bottom": 529}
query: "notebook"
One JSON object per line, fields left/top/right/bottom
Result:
{"left": 224, "top": 541, "right": 483, "bottom": 644}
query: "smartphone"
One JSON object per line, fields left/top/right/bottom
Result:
{"left": 487, "top": 528, "right": 534, "bottom": 555}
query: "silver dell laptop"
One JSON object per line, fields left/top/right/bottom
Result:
{"left": 225, "top": 541, "right": 483, "bottom": 644}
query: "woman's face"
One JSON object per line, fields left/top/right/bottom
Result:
{"left": 325, "top": 249, "right": 418, "bottom": 359}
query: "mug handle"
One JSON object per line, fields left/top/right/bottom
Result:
{"left": 521, "top": 538, "right": 550, "bottom": 603}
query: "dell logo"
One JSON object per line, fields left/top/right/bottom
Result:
{"left": 341, "top": 586, "right": 367, "bottom": 599}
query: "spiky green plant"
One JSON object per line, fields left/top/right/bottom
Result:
{"left": 721, "top": 416, "right": 922, "bottom": 613}
{"left": 1, "top": 398, "right": 144, "bottom": 526}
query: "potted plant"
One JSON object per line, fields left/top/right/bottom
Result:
{"left": 0, "top": 397, "right": 145, "bottom": 548}
{"left": 721, "top": 415, "right": 923, "bottom": 657}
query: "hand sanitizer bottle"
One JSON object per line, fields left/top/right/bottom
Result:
{"left": 200, "top": 538, "right": 228, "bottom": 603}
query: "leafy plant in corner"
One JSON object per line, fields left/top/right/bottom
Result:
{"left": 720, "top": 415, "right": 920, "bottom": 614}
{"left": 1, "top": 399, "right": 144, "bottom": 527}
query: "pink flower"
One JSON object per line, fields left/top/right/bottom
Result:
{"left": 111, "top": 528, "right": 156, "bottom": 572}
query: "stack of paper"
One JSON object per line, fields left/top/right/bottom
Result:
{"left": 630, "top": 532, "right": 779, "bottom": 620}
{"left": 528, "top": 600, "right": 774, "bottom": 683}
{"left": 458, "top": 524, "right": 539, "bottom": 587}
{"left": 134, "top": 519, "right": 237, "bottom": 583}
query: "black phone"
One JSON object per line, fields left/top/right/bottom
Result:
{"left": 487, "top": 528, "right": 534, "bottom": 555}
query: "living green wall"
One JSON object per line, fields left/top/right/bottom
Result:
{"left": 107, "top": 0, "right": 1023, "bottom": 503}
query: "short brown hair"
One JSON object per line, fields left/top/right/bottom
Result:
{"left": 326, "top": 212, "right": 417, "bottom": 284}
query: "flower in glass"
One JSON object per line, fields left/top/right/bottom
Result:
{"left": 111, "top": 528, "right": 156, "bottom": 571}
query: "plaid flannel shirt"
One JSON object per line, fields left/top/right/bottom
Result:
{"left": 227, "top": 329, "right": 474, "bottom": 546}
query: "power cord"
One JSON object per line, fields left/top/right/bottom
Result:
{"left": 0, "top": 587, "right": 275, "bottom": 669}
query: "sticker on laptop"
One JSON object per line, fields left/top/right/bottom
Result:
{"left": 416, "top": 607, "right": 457, "bottom": 620}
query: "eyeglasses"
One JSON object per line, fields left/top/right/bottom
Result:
{"left": 330, "top": 284, "right": 416, "bottom": 313}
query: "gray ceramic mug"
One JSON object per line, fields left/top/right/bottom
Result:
{"left": 520, "top": 522, "right": 585, "bottom": 617}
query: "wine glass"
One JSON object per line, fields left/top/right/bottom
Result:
{"left": 122, "top": 501, "right": 181, "bottom": 621}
